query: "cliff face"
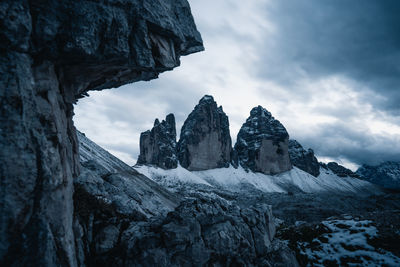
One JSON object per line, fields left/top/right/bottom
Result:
{"left": 234, "top": 106, "right": 292, "bottom": 175}
{"left": 137, "top": 114, "right": 178, "bottom": 169}
{"left": 178, "top": 95, "right": 232, "bottom": 171}
{"left": 0, "top": 0, "right": 203, "bottom": 265}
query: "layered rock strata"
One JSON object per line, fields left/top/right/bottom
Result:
{"left": 235, "top": 106, "right": 292, "bottom": 175}
{"left": 0, "top": 0, "right": 202, "bottom": 265}
{"left": 178, "top": 95, "right": 232, "bottom": 170}
{"left": 288, "top": 140, "right": 320, "bottom": 177}
{"left": 137, "top": 114, "right": 177, "bottom": 169}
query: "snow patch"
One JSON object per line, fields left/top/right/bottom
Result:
{"left": 299, "top": 219, "right": 400, "bottom": 266}
{"left": 134, "top": 165, "right": 377, "bottom": 194}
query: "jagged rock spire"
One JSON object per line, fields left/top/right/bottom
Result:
{"left": 234, "top": 106, "right": 292, "bottom": 175}
{"left": 137, "top": 113, "right": 177, "bottom": 169}
{"left": 288, "top": 140, "right": 320, "bottom": 177}
{"left": 178, "top": 95, "right": 232, "bottom": 170}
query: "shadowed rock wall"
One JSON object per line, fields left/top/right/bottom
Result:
{"left": 137, "top": 113, "right": 178, "bottom": 169}
{"left": 178, "top": 95, "right": 232, "bottom": 171}
{"left": 0, "top": 0, "right": 202, "bottom": 265}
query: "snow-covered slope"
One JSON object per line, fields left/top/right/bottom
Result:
{"left": 134, "top": 164, "right": 379, "bottom": 195}
{"left": 77, "top": 131, "right": 179, "bottom": 218}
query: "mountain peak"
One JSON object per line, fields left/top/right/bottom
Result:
{"left": 234, "top": 106, "right": 292, "bottom": 175}
{"left": 178, "top": 96, "right": 232, "bottom": 170}
{"left": 199, "top": 95, "right": 215, "bottom": 103}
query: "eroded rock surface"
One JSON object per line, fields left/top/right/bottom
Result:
{"left": 121, "top": 197, "right": 279, "bottom": 266}
{"left": 0, "top": 0, "right": 202, "bottom": 265}
{"left": 234, "top": 106, "right": 292, "bottom": 175}
{"left": 178, "top": 95, "right": 232, "bottom": 171}
{"left": 289, "top": 140, "right": 320, "bottom": 177}
{"left": 137, "top": 114, "right": 178, "bottom": 169}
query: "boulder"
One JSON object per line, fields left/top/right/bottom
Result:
{"left": 288, "top": 139, "right": 320, "bottom": 177}
{"left": 178, "top": 95, "right": 232, "bottom": 170}
{"left": 235, "top": 106, "right": 292, "bottom": 175}
{"left": 137, "top": 113, "right": 177, "bottom": 169}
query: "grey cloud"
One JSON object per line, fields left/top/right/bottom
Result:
{"left": 256, "top": 0, "right": 400, "bottom": 114}
{"left": 295, "top": 122, "right": 400, "bottom": 166}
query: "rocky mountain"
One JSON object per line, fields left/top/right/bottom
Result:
{"left": 178, "top": 95, "right": 232, "bottom": 171}
{"left": 288, "top": 140, "right": 320, "bottom": 177}
{"left": 0, "top": 0, "right": 202, "bottom": 265}
{"left": 76, "top": 131, "right": 298, "bottom": 266}
{"left": 320, "top": 162, "right": 360, "bottom": 178}
{"left": 137, "top": 113, "right": 177, "bottom": 169}
{"left": 234, "top": 106, "right": 292, "bottom": 175}
{"left": 357, "top": 161, "right": 400, "bottom": 190}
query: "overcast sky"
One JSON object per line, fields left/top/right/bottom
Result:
{"left": 75, "top": 0, "right": 400, "bottom": 171}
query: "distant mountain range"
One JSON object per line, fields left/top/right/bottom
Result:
{"left": 135, "top": 95, "right": 399, "bottom": 190}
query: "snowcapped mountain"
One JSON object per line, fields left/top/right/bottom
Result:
{"left": 357, "top": 161, "right": 400, "bottom": 190}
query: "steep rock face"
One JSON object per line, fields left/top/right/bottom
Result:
{"left": 178, "top": 95, "right": 232, "bottom": 171}
{"left": 320, "top": 162, "right": 359, "bottom": 178}
{"left": 234, "top": 106, "right": 292, "bottom": 175}
{"left": 288, "top": 140, "right": 320, "bottom": 177}
{"left": 0, "top": 0, "right": 202, "bottom": 265}
{"left": 357, "top": 161, "right": 400, "bottom": 190}
{"left": 137, "top": 113, "right": 177, "bottom": 169}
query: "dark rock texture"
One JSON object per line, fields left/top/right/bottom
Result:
{"left": 357, "top": 161, "right": 400, "bottom": 190}
{"left": 234, "top": 106, "right": 292, "bottom": 175}
{"left": 137, "top": 113, "right": 177, "bottom": 169}
{"left": 121, "top": 197, "right": 278, "bottom": 266}
{"left": 0, "top": 0, "right": 202, "bottom": 265}
{"left": 320, "top": 162, "right": 359, "bottom": 178}
{"left": 288, "top": 140, "right": 320, "bottom": 177}
{"left": 178, "top": 95, "right": 232, "bottom": 170}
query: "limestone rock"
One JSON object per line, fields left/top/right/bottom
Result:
{"left": 289, "top": 140, "right": 320, "bottom": 177}
{"left": 137, "top": 113, "right": 177, "bottom": 169}
{"left": 0, "top": 0, "right": 202, "bottom": 265}
{"left": 357, "top": 161, "right": 400, "bottom": 190}
{"left": 178, "top": 95, "right": 232, "bottom": 170}
{"left": 121, "top": 196, "right": 277, "bottom": 266}
{"left": 234, "top": 106, "right": 292, "bottom": 175}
